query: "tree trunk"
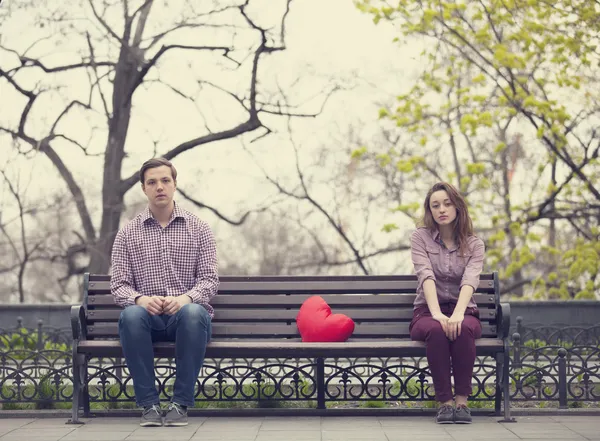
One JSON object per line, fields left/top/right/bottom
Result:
{"left": 549, "top": 159, "right": 557, "bottom": 248}
{"left": 501, "top": 135, "right": 525, "bottom": 297}
{"left": 87, "top": 44, "right": 137, "bottom": 275}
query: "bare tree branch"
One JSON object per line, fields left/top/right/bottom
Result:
{"left": 50, "top": 101, "right": 91, "bottom": 135}
{"left": 500, "top": 278, "right": 535, "bottom": 296}
{"left": 85, "top": 32, "right": 112, "bottom": 119}
{"left": 120, "top": 119, "right": 261, "bottom": 192}
{"left": 288, "top": 243, "right": 410, "bottom": 271}
{"left": 125, "top": 45, "right": 235, "bottom": 105}
{"left": 178, "top": 188, "right": 271, "bottom": 226}
{"left": 0, "top": 0, "right": 321, "bottom": 278}
{"left": 88, "top": 0, "right": 125, "bottom": 43}
{"left": 37, "top": 138, "right": 97, "bottom": 242}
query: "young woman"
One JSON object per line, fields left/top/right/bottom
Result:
{"left": 409, "top": 182, "right": 485, "bottom": 424}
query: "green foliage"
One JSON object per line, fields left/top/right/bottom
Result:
{"left": 355, "top": 0, "right": 600, "bottom": 299}
{"left": 531, "top": 238, "right": 600, "bottom": 299}
{"left": 393, "top": 202, "right": 421, "bottom": 216}
{"left": 0, "top": 380, "right": 72, "bottom": 410}
{"left": 382, "top": 223, "right": 399, "bottom": 233}
{"left": 351, "top": 146, "right": 368, "bottom": 159}
{"left": 513, "top": 367, "right": 543, "bottom": 388}
{"left": 1, "top": 328, "right": 69, "bottom": 354}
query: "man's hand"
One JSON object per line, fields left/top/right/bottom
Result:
{"left": 163, "top": 294, "right": 192, "bottom": 315}
{"left": 447, "top": 312, "right": 465, "bottom": 341}
{"left": 135, "top": 296, "right": 165, "bottom": 315}
{"left": 431, "top": 312, "right": 450, "bottom": 336}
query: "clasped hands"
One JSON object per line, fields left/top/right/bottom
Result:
{"left": 431, "top": 311, "right": 464, "bottom": 341}
{"left": 135, "top": 294, "right": 192, "bottom": 316}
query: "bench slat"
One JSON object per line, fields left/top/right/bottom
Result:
{"left": 88, "top": 274, "right": 495, "bottom": 282}
{"left": 87, "top": 279, "right": 496, "bottom": 294}
{"left": 86, "top": 293, "right": 497, "bottom": 307}
{"left": 86, "top": 308, "right": 497, "bottom": 322}
{"left": 86, "top": 322, "right": 497, "bottom": 338}
{"left": 77, "top": 338, "right": 504, "bottom": 358}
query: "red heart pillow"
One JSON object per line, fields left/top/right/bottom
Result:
{"left": 296, "top": 296, "right": 355, "bottom": 342}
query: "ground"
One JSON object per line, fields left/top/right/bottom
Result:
{"left": 0, "top": 415, "right": 599, "bottom": 440}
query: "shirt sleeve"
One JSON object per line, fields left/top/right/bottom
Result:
{"left": 410, "top": 229, "right": 436, "bottom": 291}
{"left": 110, "top": 229, "right": 143, "bottom": 308}
{"left": 460, "top": 238, "right": 485, "bottom": 290}
{"left": 187, "top": 222, "right": 219, "bottom": 306}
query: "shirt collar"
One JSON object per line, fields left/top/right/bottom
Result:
{"left": 141, "top": 200, "right": 186, "bottom": 225}
{"left": 431, "top": 228, "right": 458, "bottom": 251}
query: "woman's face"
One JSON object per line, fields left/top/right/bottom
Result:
{"left": 429, "top": 190, "right": 457, "bottom": 226}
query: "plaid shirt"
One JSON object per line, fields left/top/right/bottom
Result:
{"left": 110, "top": 202, "right": 219, "bottom": 317}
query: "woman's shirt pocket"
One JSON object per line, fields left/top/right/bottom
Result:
{"left": 425, "top": 246, "right": 442, "bottom": 276}
{"left": 452, "top": 251, "right": 472, "bottom": 280}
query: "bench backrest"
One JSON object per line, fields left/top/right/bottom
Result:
{"left": 84, "top": 273, "right": 500, "bottom": 340}
{"left": 82, "top": 273, "right": 500, "bottom": 341}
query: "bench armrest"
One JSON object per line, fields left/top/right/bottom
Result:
{"left": 498, "top": 302, "right": 511, "bottom": 340}
{"left": 71, "top": 305, "right": 87, "bottom": 341}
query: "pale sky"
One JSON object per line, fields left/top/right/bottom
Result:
{"left": 1, "top": 0, "right": 578, "bottom": 301}
{"left": 1, "top": 0, "right": 411, "bottom": 196}
{"left": 0, "top": 0, "right": 421, "bottom": 290}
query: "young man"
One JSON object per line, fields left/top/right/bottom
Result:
{"left": 110, "top": 157, "right": 219, "bottom": 427}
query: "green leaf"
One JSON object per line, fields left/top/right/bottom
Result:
{"left": 351, "top": 147, "right": 368, "bottom": 159}
{"left": 382, "top": 223, "right": 399, "bottom": 233}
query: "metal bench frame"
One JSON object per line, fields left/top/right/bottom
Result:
{"left": 69, "top": 272, "right": 512, "bottom": 423}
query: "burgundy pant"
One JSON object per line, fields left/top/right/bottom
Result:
{"left": 409, "top": 303, "right": 482, "bottom": 403}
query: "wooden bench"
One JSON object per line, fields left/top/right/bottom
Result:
{"left": 69, "top": 272, "right": 512, "bottom": 423}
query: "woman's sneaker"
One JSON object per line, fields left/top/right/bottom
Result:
{"left": 436, "top": 404, "right": 455, "bottom": 424}
{"left": 140, "top": 404, "right": 162, "bottom": 427}
{"left": 454, "top": 404, "right": 472, "bottom": 424}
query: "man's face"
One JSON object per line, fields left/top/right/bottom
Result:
{"left": 142, "top": 166, "right": 176, "bottom": 209}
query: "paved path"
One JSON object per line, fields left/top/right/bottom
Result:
{"left": 0, "top": 415, "right": 598, "bottom": 440}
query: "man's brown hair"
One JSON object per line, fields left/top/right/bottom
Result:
{"left": 420, "top": 182, "right": 474, "bottom": 256}
{"left": 139, "top": 157, "right": 177, "bottom": 185}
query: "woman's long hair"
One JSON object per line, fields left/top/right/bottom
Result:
{"left": 419, "top": 182, "right": 474, "bottom": 256}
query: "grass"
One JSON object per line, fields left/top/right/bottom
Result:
{"left": 360, "top": 400, "right": 388, "bottom": 408}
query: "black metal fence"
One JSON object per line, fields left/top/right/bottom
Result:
{"left": 1, "top": 317, "right": 598, "bottom": 410}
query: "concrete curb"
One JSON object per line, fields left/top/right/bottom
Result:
{"left": 1, "top": 407, "right": 599, "bottom": 419}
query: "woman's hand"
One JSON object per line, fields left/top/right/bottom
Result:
{"left": 431, "top": 312, "right": 450, "bottom": 336}
{"left": 447, "top": 312, "right": 465, "bottom": 341}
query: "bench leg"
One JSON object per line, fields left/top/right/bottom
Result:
{"left": 82, "top": 358, "right": 91, "bottom": 417}
{"left": 499, "top": 348, "right": 516, "bottom": 423}
{"left": 67, "top": 353, "right": 85, "bottom": 425}
{"left": 494, "top": 354, "right": 502, "bottom": 416}
{"left": 316, "top": 358, "right": 325, "bottom": 410}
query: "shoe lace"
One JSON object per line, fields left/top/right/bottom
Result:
{"left": 168, "top": 402, "right": 184, "bottom": 416}
{"left": 144, "top": 404, "right": 161, "bottom": 416}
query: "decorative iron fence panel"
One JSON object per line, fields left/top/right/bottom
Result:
{"left": 1, "top": 319, "right": 599, "bottom": 409}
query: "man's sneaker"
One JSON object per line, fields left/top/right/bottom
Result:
{"left": 164, "top": 402, "right": 188, "bottom": 426}
{"left": 454, "top": 404, "right": 472, "bottom": 424}
{"left": 436, "top": 404, "right": 455, "bottom": 424}
{"left": 140, "top": 404, "right": 162, "bottom": 427}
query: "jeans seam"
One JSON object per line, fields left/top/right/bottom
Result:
{"left": 172, "top": 398, "right": 193, "bottom": 407}
{"left": 138, "top": 398, "right": 160, "bottom": 407}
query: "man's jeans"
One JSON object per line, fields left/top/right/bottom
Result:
{"left": 118, "top": 303, "right": 212, "bottom": 408}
